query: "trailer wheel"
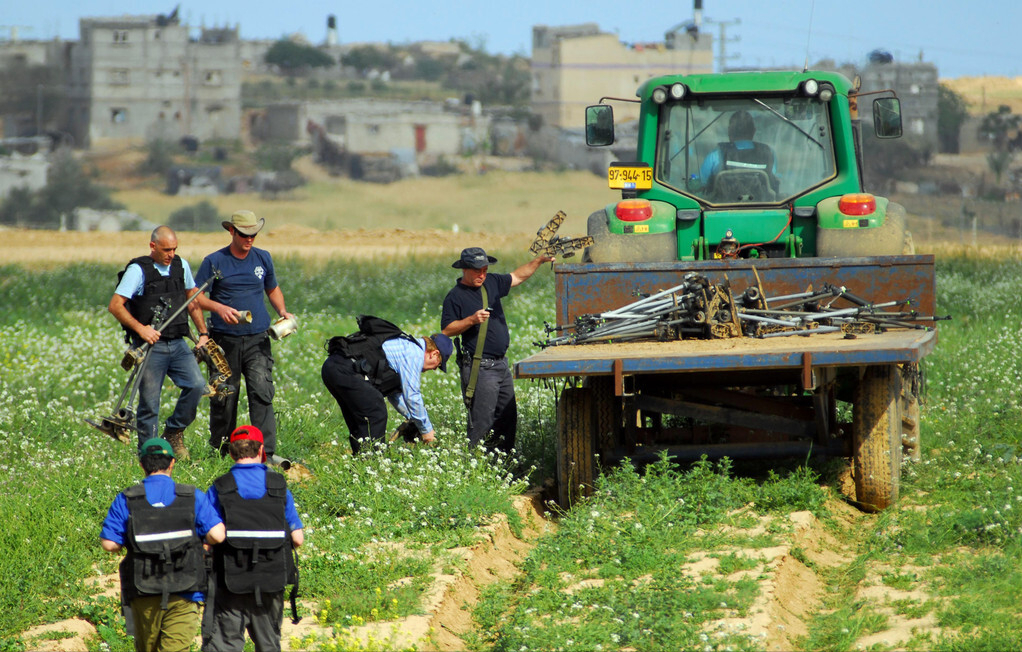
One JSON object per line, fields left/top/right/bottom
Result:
{"left": 587, "top": 376, "right": 620, "bottom": 459}
{"left": 851, "top": 365, "right": 903, "bottom": 511}
{"left": 900, "top": 363, "right": 922, "bottom": 462}
{"left": 583, "top": 210, "right": 677, "bottom": 263}
{"left": 817, "top": 202, "right": 910, "bottom": 258}
{"left": 557, "top": 386, "right": 595, "bottom": 507}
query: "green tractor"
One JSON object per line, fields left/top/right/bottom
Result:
{"left": 583, "top": 70, "right": 913, "bottom": 262}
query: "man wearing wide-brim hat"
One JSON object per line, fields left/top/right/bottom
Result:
{"left": 195, "top": 210, "right": 294, "bottom": 466}
{"left": 440, "top": 246, "right": 554, "bottom": 453}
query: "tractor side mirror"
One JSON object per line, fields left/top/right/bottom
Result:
{"left": 585, "top": 105, "right": 615, "bottom": 147}
{"left": 873, "top": 97, "right": 903, "bottom": 139}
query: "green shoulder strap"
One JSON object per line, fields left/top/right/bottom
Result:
{"left": 465, "top": 284, "right": 489, "bottom": 402}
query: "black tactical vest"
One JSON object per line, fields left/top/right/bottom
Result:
{"left": 122, "top": 482, "right": 204, "bottom": 608}
{"left": 326, "top": 315, "right": 421, "bottom": 397}
{"left": 212, "top": 471, "right": 292, "bottom": 604}
{"left": 120, "top": 255, "right": 191, "bottom": 342}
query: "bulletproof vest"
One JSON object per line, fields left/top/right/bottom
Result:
{"left": 719, "top": 142, "right": 780, "bottom": 191}
{"left": 121, "top": 483, "right": 204, "bottom": 608}
{"left": 119, "top": 256, "right": 191, "bottom": 342}
{"left": 213, "top": 470, "right": 293, "bottom": 603}
{"left": 326, "top": 315, "right": 421, "bottom": 397}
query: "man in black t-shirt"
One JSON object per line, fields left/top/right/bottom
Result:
{"left": 441, "top": 247, "right": 553, "bottom": 452}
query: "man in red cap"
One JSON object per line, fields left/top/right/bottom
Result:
{"left": 203, "top": 425, "right": 304, "bottom": 652}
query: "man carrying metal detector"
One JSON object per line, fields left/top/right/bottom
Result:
{"left": 100, "top": 226, "right": 211, "bottom": 457}
{"left": 441, "top": 247, "right": 554, "bottom": 453}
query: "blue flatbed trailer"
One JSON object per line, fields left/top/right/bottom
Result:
{"left": 514, "top": 255, "right": 937, "bottom": 511}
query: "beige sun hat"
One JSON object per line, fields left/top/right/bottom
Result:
{"left": 222, "top": 210, "right": 265, "bottom": 236}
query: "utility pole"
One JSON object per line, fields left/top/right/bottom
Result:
{"left": 704, "top": 18, "right": 740, "bottom": 72}
{"left": 36, "top": 84, "right": 43, "bottom": 135}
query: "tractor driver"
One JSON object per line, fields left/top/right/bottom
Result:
{"left": 699, "top": 110, "right": 780, "bottom": 196}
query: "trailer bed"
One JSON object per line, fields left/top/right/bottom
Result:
{"left": 515, "top": 329, "right": 936, "bottom": 379}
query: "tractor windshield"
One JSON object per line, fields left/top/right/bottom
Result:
{"left": 656, "top": 96, "right": 836, "bottom": 205}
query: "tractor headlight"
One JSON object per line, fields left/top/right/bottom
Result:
{"left": 651, "top": 86, "right": 669, "bottom": 104}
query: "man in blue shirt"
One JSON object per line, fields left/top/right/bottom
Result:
{"left": 195, "top": 211, "right": 294, "bottom": 464}
{"left": 108, "top": 226, "right": 209, "bottom": 455}
{"left": 101, "top": 438, "right": 225, "bottom": 652}
{"left": 203, "top": 426, "right": 304, "bottom": 652}
{"left": 699, "top": 109, "right": 780, "bottom": 197}
{"left": 321, "top": 330, "right": 454, "bottom": 454}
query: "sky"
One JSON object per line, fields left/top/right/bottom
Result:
{"left": 5, "top": 0, "right": 1020, "bottom": 79}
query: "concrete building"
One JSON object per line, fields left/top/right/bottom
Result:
{"left": 65, "top": 12, "right": 242, "bottom": 147}
{"left": 858, "top": 60, "right": 940, "bottom": 152}
{"left": 530, "top": 23, "right": 713, "bottom": 130}
{"left": 258, "top": 98, "right": 480, "bottom": 157}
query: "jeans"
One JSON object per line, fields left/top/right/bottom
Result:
{"left": 459, "top": 357, "right": 517, "bottom": 453}
{"left": 136, "top": 338, "right": 205, "bottom": 446}
{"left": 209, "top": 332, "right": 277, "bottom": 455}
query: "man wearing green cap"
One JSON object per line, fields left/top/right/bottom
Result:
{"left": 100, "top": 438, "right": 225, "bottom": 652}
{"left": 195, "top": 210, "right": 294, "bottom": 465}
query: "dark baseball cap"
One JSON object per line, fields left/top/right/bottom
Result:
{"left": 138, "top": 437, "right": 175, "bottom": 459}
{"left": 431, "top": 333, "right": 454, "bottom": 372}
{"left": 452, "top": 247, "right": 497, "bottom": 269}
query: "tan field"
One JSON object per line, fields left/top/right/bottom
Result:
{"left": 942, "top": 75, "right": 1022, "bottom": 114}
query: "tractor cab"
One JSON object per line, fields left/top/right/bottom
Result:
{"left": 583, "top": 71, "right": 906, "bottom": 262}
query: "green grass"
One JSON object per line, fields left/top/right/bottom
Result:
{"left": 5, "top": 253, "right": 1022, "bottom": 650}
{"left": 0, "top": 255, "right": 554, "bottom": 650}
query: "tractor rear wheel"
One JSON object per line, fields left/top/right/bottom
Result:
{"left": 556, "top": 386, "right": 595, "bottom": 507}
{"left": 583, "top": 210, "right": 676, "bottom": 263}
{"left": 851, "top": 365, "right": 903, "bottom": 511}
{"left": 817, "top": 201, "right": 912, "bottom": 257}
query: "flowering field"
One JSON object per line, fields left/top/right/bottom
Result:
{"left": 3, "top": 248, "right": 1022, "bottom": 651}
{"left": 0, "top": 251, "right": 559, "bottom": 651}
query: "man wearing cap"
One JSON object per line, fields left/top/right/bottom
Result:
{"left": 204, "top": 425, "right": 304, "bottom": 652}
{"left": 195, "top": 210, "right": 294, "bottom": 465}
{"left": 322, "top": 327, "right": 454, "bottom": 454}
{"left": 100, "top": 438, "right": 225, "bottom": 652}
{"left": 109, "top": 225, "right": 209, "bottom": 456}
{"left": 441, "top": 247, "right": 554, "bottom": 452}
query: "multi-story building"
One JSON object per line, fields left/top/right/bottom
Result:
{"left": 66, "top": 12, "right": 242, "bottom": 147}
{"left": 858, "top": 60, "right": 939, "bottom": 151}
{"left": 530, "top": 23, "right": 713, "bottom": 130}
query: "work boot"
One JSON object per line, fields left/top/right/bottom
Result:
{"left": 162, "top": 427, "right": 190, "bottom": 460}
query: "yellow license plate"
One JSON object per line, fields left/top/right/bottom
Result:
{"left": 842, "top": 219, "right": 860, "bottom": 228}
{"left": 608, "top": 164, "right": 652, "bottom": 190}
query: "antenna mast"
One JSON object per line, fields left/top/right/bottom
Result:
{"left": 803, "top": 0, "right": 816, "bottom": 72}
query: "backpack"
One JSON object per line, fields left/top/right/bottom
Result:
{"left": 326, "top": 315, "right": 421, "bottom": 396}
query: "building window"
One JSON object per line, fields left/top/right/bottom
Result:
{"left": 204, "top": 71, "right": 223, "bottom": 86}
{"left": 368, "top": 125, "right": 380, "bottom": 135}
{"left": 111, "top": 108, "right": 127, "bottom": 124}
{"left": 910, "top": 83, "right": 921, "bottom": 94}
{"left": 113, "top": 30, "right": 129, "bottom": 43}
{"left": 111, "top": 69, "right": 129, "bottom": 85}
{"left": 910, "top": 118, "right": 925, "bottom": 135}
